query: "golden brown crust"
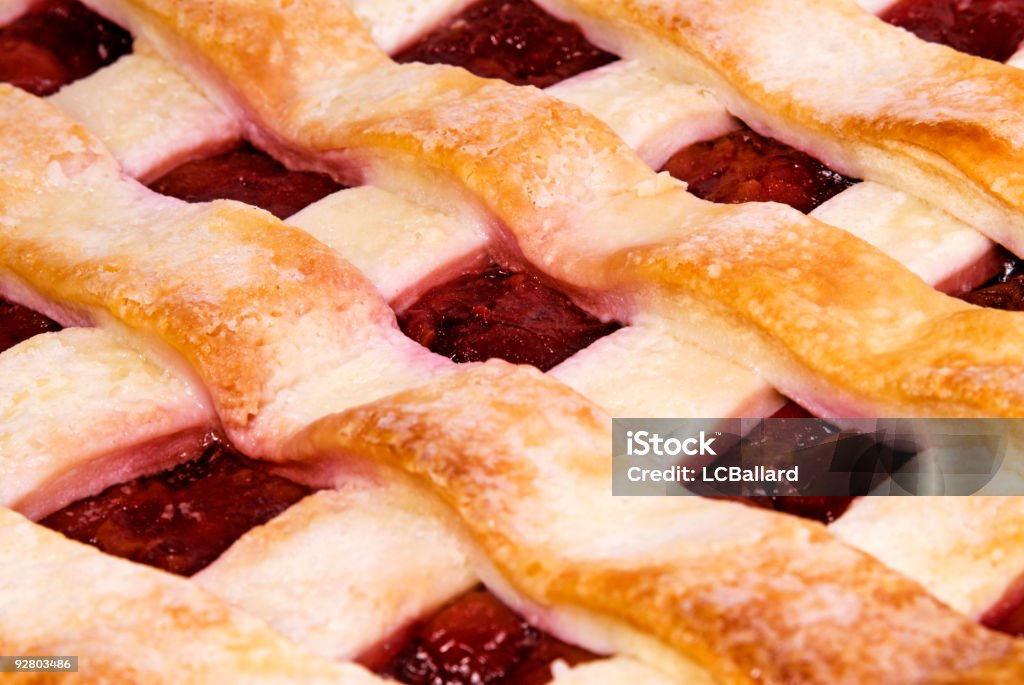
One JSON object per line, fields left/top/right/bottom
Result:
{"left": 81, "top": 0, "right": 1024, "bottom": 418}
{"left": 613, "top": 203, "right": 1024, "bottom": 416}
{"left": 2, "top": 1, "right": 1024, "bottom": 682}
{"left": 832, "top": 497, "right": 1024, "bottom": 618}
{"left": 285, "top": 361, "right": 1024, "bottom": 685}
{"left": 0, "top": 327, "right": 213, "bottom": 518}
{"left": 0, "top": 85, "right": 394, "bottom": 447}
{"left": 192, "top": 484, "right": 478, "bottom": 661}
{"left": 0, "top": 508, "right": 386, "bottom": 684}
{"left": 539, "top": 0, "right": 1024, "bottom": 253}
{"left": 86, "top": 0, "right": 665, "bottom": 248}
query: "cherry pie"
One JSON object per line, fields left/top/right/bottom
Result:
{"left": 3, "top": 0, "right": 1024, "bottom": 683}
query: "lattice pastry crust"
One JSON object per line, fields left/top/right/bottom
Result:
{"left": 2, "top": 1, "right": 1024, "bottom": 684}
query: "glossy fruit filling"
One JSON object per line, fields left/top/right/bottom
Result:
{"left": 956, "top": 251, "right": 1024, "bottom": 310}
{"left": 398, "top": 263, "right": 620, "bottom": 371}
{"left": 0, "top": 296, "right": 62, "bottom": 353}
{"left": 40, "top": 435, "right": 313, "bottom": 576}
{"left": 147, "top": 143, "right": 343, "bottom": 220}
{"left": 661, "top": 127, "right": 858, "bottom": 213}
{"left": 982, "top": 577, "right": 1024, "bottom": 637}
{"left": 0, "top": 0, "right": 132, "bottom": 96}
{"left": 393, "top": 0, "right": 616, "bottom": 88}
{"left": 5, "top": 0, "right": 1023, "bottom": 652}
{"left": 362, "top": 588, "right": 595, "bottom": 685}
{"left": 698, "top": 403, "right": 858, "bottom": 524}
{"left": 713, "top": 402, "right": 927, "bottom": 525}
{"left": 935, "top": 249, "right": 1024, "bottom": 635}
{"left": 881, "top": 0, "right": 1024, "bottom": 63}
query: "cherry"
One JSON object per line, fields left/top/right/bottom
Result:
{"left": 398, "top": 264, "right": 620, "bottom": 371}
{"left": 394, "top": 0, "right": 616, "bottom": 88}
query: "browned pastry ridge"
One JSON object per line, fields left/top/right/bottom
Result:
{"left": 1, "top": 0, "right": 1024, "bottom": 683}
{"left": 541, "top": 0, "right": 1024, "bottom": 254}
{"left": 86, "top": 0, "right": 1024, "bottom": 420}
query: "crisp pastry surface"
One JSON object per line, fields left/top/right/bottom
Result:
{"left": 193, "top": 482, "right": 478, "bottom": 662}
{"left": 3, "top": 83, "right": 1023, "bottom": 683}
{"left": 833, "top": 496, "right": 1024, "bottom": 618}
{"left": 0, "top": 326, "right": 211, "bottom": 519}
{"left": 3, "top": 0, "right": 1024, "bottom": 684}
{"left": 538, "top": 0, "right": 1024, "bottom": 255}
{"left": 0, "top": 83, "right": 446, "bottom": 454}
{"left": 44, "top": 0, "right": 1024, "bottom": 421}
{"left": 0, "top": 508, "right": 387, "bottom": 685}
{"left": 809, "top": 181, "right": 999, "bottom": 292}
{"left": 288, "top": 362, "right": 1024, "bottom": 684}
{"left": 48, "top": 53, "right": 240, "bottom": 180}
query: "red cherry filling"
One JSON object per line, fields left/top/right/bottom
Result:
{"left": 393, "top": 0, "right": 616, "bottom": 88}
{"left": 0, "top": 0, "right": 132, "bottom": 96}
{"left": 700, "top": 404, "right": 856, "bottom": 524}
{"left": 982, "top": 576, "right": 1024, "bottom": 637}
{"left": 957, "top": 251, "right": 1024, "bottom": 310}
{"left": 661, "top": 127, "right": 858, "bottom": 213}
{"left": 734, "top": 492, "right": 855, "bottom": 525}
{"left": 770, "top": 401, "right": 816, "bottom": 420}
{"left": 745, "top": 404, "right": 856, "bottom": 524}
{"left": 752, "top": 495, "right": 855, "bottom": 524}
{"left": 959, "top": 276, "right": 1024, "bottom": 309}
{"left": 40, "top": 434, "right": 313, "bottom": 576}
{"left": 147, "top": 144, "right": 343, "bottom": 220}
{"left": 364, "top": 588, "right": 594, "bottom": 685}
{"left": 881, "top": 0, "right": 1024, "bottom": 63}
{"left": 0, "top": 296, "right": 62, "bottom": 353}
{"left": 398, "top": 263, "right": 620, "bottom": 371}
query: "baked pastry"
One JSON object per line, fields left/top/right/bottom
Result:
{"left": 3, "top": 0, "right": 1024, "bottom": 683}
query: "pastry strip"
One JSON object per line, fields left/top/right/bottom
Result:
{"left": 32, "top": 0, "right": 997, "bottom": 422}
{"left": 81, "top": 0, "right": 1024, "bottom": 418}
{"left": 832, "top": 497, "right": 1024, "bottom": 618}
{"left": 2, "top": 85, "right": 1023, "bottom": 684}
{"left": 287, "top": 362, "right": 1024, "bottom": 684}
{"left": 536, "top": 0, "right": 1024, "bottom": 255}
{"left": 48, "top": 54, "right": 239, "bottom": 180}
{"left": 0, "top": 84, "right": 446, "bottom": 455}
{"left": 194, "top": 482, "right": 477, "bottom": 661}
{"left": 0, "top": 327, "right": 212, "bottom": 519}
{"left": 0, "top": 507, "right": 388, "bottom": 685}
{"left": 346, "top": 0, "right": 1001, "bottom": 298}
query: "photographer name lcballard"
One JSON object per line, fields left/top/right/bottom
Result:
{"left": 626, "top": 464, "right": 800, "bottom": 484}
